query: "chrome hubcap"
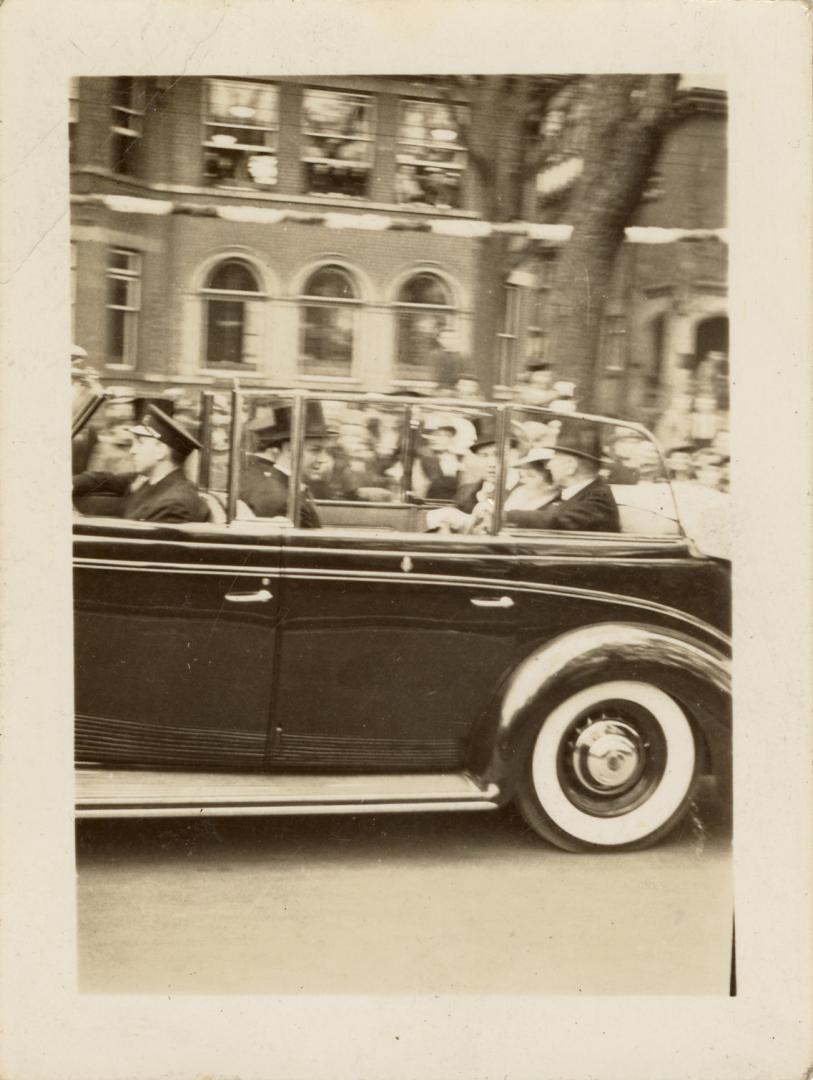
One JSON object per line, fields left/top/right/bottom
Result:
{"left": 571, "top": 717, "right": 646, "bottom": 795}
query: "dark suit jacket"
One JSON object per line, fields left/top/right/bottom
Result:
{"left": 506, "top": 476, "right": 620, "bottom": 533}
{"left": 73, "top": 469, "right": 208, "bottom": 524}
{"left": 239, "top": 457, "right": 321, "bottom": 528}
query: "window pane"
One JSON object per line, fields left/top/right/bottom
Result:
{"left": 105, "top": 248, "right": 140, "bottom": 365}
{"left": 207, "top": 80, "right": 278, "bottom": 128}
{"left": 302, "top": 90, "right": 373, "bottom": 138}
{"left": 207, "top": 261, "right": 260, "bottom": 292}
{"left": 207, "top": 299, "right": 245, "bottom": 366}
{"left": 108, "top": 308, "right": 126, "bottom": 363}
{"left": 109, "top": 249, "right": 134, "bottom": 271}
{"left": 395, "top": 163, "right": 463, "bottom": 207}
{"left": 204, "top": 146, "right": 278, "bottom": 187}
{"left": 396, "top": 308, "right": 450, "bottom": 379}
{"left": 301, "top": 305, "right": 354, "bottom": 376}
{"left": 108, "top": 276, "right": 130, "bottom": 308}
{"left": 304, "top": 266, "right": 356, "bottom": 299}
{"left": 303, "top": 161, "right": 370, "bottom": 197}
{"left": 398, "top": 273, "right": 450, "bottom": 306}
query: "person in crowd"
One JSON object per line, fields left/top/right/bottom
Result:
{"left": 665, "top": 444, "right": 696, "bottom": 481}
{"left": 81, "top": 387, "right": 138, "bottom": 474}
{"left": 655, "top": 393, "right": 694, "bottom": 450}
{"left": 328, "top": 413, "right": 394, "bottom": 501}
{"left": 690, "top": 392, "right": 719, "bottom": 448}
{"left": 415, "top": 414, "right": 469, "bottom": 501}
{"left": 549, "top": 380, "right": 578, "bottom": 414}
{"left": 239, "top": 402, "right": 333, "bottom": 527}
{"left": 71, "top": 344, "right": 106, "bottom": 473}
{"left": 516, "top": 360, "right": 558, "bottom": 407}
{"left": 453, "top": 373, "right": 483, "bottom": 401}
{"left": 692, "top": 448, "right": 728, "bottom": 491}
{"left": 73, "top": 404, "right": 208, "bottom": 523}
{"left": 505, "top": 421, "right": 620, "bottom": 532}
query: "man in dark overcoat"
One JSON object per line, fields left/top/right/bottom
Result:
{"left": 239, "top": 402, "right": 334, "bottom": 528}
{"left": 505, "top": 420, "right": 620, "bottom": 533}
{"left": 73, "top": 405, "right": 208, "bottom": 524}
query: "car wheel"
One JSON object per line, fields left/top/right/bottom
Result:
{"left": 516, "top": 680, "right": 697, "bottom": 852}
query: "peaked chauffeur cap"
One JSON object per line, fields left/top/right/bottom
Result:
{"left": 129, "top": 404, "right": 202, "bottom": 457}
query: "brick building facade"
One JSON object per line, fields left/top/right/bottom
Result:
{"left": 70, "top": 75, "right": 727, "bottom": 421}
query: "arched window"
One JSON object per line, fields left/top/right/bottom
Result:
{"left": 202, "top": 260, "right": 264, "bottom": 368}
{"left": 394, "top": 272, "right": 456, "bottom": 382}
{"left": 299, "top": 265, "right": 359, "bottom": 377}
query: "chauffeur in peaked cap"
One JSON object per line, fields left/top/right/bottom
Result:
{"left": 73, "top": 404, "right": 209, "bottom": 524}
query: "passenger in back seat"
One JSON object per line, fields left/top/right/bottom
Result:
{"left": 506, "top": 422, "right": 620, "bottom": 533}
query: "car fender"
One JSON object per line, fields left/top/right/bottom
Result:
{"left": 469, "top": 622, "right": 731, "bottom": 800}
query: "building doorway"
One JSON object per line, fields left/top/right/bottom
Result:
{"left": 694, "top": 315, "right": 729, "bottom": 410}
{"left": 695, "top": 315, "right": 728, "bottom": 361}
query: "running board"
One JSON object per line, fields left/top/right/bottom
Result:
{"left": 75, "top": 768, "right": 501, "bottom": 819}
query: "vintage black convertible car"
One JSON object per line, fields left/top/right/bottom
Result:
{"left": 72, "top": 389, "right": 731, "bottom": 852}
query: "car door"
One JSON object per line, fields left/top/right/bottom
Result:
{"left": 74, "top": 517, "right": 283, "bottom": 770}
{"left": 269, "top": 528, "right": 522, "bottom": 770}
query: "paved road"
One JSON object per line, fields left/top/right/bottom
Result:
{"left": 76, "top": 779, "right": 732, "bottom": 996}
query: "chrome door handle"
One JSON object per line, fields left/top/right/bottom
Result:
{"left": 225, "top": 589, "right": 273, "bottom": 603}
{"left": 470, "top": 596, "right": 514, "bottom": 609}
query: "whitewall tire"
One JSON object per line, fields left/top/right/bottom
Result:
{"left": 516, "top": 680, "right": 697, "bottom": 852}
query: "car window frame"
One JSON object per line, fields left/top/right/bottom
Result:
{"left": 68, "top": 388, "right": 688, "bottom": 544}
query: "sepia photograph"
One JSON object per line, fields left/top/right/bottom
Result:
{"left": 71, "top": 71, "right": 734, "bottom": 996}
{"left": 1, "top": 2, "right": 811, "bottom": 1079}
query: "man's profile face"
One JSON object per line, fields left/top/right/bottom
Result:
{"left": 131, "top": 434, "right": 164, "bottom": 476}
{"left": 547, "top": 450, "right": 577, "bottom": 487}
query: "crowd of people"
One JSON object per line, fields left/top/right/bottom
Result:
{"left": 71, "top": 343, "right": 730, "bottom": 530}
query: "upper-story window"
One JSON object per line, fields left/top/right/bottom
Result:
{"left": 394, "top": 272, "right": 457, "bottom": 382}
{"left": 299, "top": 265, "right": 360, "bottom": 379}
{"left": 201, "top": 260, "right": 265, "bottom": 369}
{"left": 301, "top": 90, "right": 375, "bottom": 198}
{"left": 396, "top": 100, "right": 468, "bottom": 209}
{"left": 203, "top": 79, "right": 279, "bottom": 189}
{"left": 106, "top": 248, "right": 141, "bottom": 367}
{"left": 110, "top": 77, "right": 145, "bottom": 176}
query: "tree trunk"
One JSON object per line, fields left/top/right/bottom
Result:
{"left": 546, "top": 75, "right": 680, "bottom": 411}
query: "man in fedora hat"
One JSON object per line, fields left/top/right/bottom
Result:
{"left": 505, "top": 419, "right": 620, "bottom": 532}
{"left": 239, "top": 401, "right": 334, "bottom": 527}
{"left": 73, "top": 404, "right": 208, "bottom": 523}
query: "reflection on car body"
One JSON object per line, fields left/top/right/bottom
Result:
{"left": 72, "top": 390, "right": 731, "bottom": 852}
